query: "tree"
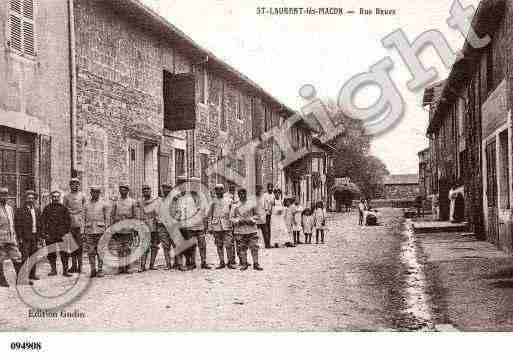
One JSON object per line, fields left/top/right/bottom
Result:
{"left": 324, "top": 104, "right": 389, "bottom": 198}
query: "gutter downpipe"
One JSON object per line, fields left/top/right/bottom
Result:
{"left": 68, "top": 0, "right": 77, "bottom": 177}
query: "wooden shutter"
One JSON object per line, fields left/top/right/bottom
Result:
{"left": 9, "top": 0, "right": 35, "bottom": 56}
{"left": 163, "top": 71, "right": 196, "bottom": 131}
{"left": 9, "top": 13, "right": 22, "bottom": 52}
{"left": 39, "top": 135, "right": 51, "bottom": 209}
{"left": 159, "top": 153, "right": 170, "bottom": 186}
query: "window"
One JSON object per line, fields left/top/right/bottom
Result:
{"left": 200, "top": 153, "right": 208, "bottom": 186}
{"left": 486, "top": 44, "right": 494, "bottom": 95}
{"left": 499, "top": 130, "right": 509, "bottom": 209}
{"left": 220, "top": 82, "right": 227, "bottom": 132}
{"left": 264, "top": 105, "right": 271, "bottom": 132}
{"left": 195, "top": 65, "right": 207, "bottom": 104}
{"left": 236, "top": 92, "right": 243, "bottom": 122}
{"left": 163, "top": 70, "right": 196, "bottom": 131}
{"left": 85, "top": 124, "right": 107, "bottom": 196}
{"left": 159, "top": 153, "right": 170, "bottom": 188}
{"left": 175, "top": 148, "right": 185, "bottom": 183}
{"left": 9, "top": 0, "right": 35, "bottom": 57}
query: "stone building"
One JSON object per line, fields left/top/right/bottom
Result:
{"left": 0, "top": 0, "right": 72, "bottom": 207}
{"left": 382, "top": 174, "right": 419, "bottom": 200}
{"left": 282, "top": 121, "right": 335, "bottom": 208}
{"left": 425, "top": 0, "right": 507, "bottom": 249}
{"left": 71, "top": 0, "right": 294, "bottom": 200}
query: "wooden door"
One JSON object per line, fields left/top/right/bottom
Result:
{"left": 486, "top": 139, "right": 499, "bottom": 246}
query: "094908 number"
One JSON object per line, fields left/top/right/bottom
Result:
{"left": 10, "top": 342, "right": 42, "bottom": 351}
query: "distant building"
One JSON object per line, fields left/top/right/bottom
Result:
{"left": 382, "top": 174, "right": 419, "bottom": 200}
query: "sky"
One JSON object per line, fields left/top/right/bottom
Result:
{"left": 142, "top": 0, "right": 481, "bottom": 174}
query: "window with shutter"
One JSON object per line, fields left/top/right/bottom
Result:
{"left": 9, "top": 0, "right": 35, "bottom": 57}
{"left": 163, "top": 71, "right": 197, "bottom": 131}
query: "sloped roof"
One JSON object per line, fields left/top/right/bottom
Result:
{"left": 383, "top": 174, "right": 419, "bottom": 185}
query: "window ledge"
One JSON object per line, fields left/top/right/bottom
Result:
{"left": 7, "top": 48, "right": 37, "bottom": 64}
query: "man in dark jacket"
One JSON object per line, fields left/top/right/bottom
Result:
{"left": 15, "top": 190, "right": 41, "bottom": 281}
{"left": 41, "top": 190, "right": 72, "bottom": 277}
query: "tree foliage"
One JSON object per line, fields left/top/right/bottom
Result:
{"left": 325, "top": 106, "right": 389, "bottom": 198}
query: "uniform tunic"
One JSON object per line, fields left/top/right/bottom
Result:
{"left": 63, "top": 192, "right": 87, "bottom": 231}
{"left": 83, "top": 199, "right": 110, "bottom": 255}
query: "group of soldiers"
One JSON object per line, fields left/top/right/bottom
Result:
{"left": 0, "top": 175, "right": 267, "bottom": 287}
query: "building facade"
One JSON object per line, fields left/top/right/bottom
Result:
{"left": 425, "top": 0, "right": 509, "bottom": 249}
{"left": 72, "top": 0, "right": 294, "bottom": 201}
{"left": 0, "top": 0, "right": 72, "bottom": 207}
{"left": 381, "top": 174, "right": 419, "bottom": 200}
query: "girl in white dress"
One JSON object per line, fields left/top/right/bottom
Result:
{"left": 291, "top": 198, "right": 303, "bottom": 245}
{"left": 302, "top": 208, "right": 314, "bottom": 244}
{"left": 314, "top": 201, "right": 327, "bottom": 244}
{"left": 270, "top": 189, "right": 290, "bottom": 247}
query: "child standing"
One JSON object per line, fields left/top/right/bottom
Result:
{"left": 284, "top": 198, "right": 295, "bottom": 246}
{"left": 314, "top": 201, "right": 327, "bottom": 244}
{"left": 291, "top": 198, "right": 303, "bottom": 245}
{"left": 302, "top": 208, "right": 314, "bottom": 244}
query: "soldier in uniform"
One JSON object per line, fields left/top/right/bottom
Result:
{"left": 154, "top": 183, "right": 175, "bottom": 270}
{"left": 231, "top": 188, "right": 264, "bottom": 271}
{"left": 41, "top": 190, "right": 72, "bottom": 277}
{"left": 138, "top": 184, "right": 173, "bottom": 271}
{"left": 63, "top": 178, "right": 87, "bottom": 273}
{"left": 0, "top": 187, "right": 27, "bottom": 287}
{"left": 111, "top": 184, "right": 137, "bottom": 275}
{"left": 207, "top": 184, "right": 236, "bottom": 269}
{"left": 84, "top": 187, "right": 110, "bottom": 278}
{"left": 176, "top": 177, "right": 211, "bottom": 270}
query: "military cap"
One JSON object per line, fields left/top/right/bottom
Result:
{"left": 0, "top": 187, "right": 9, "bottom": 194}
{"left": 90, "top": 186, "right": 101, "bottom": 192}
{"left": 119, "top": 183, "right": 130, "bottom": 190}
{"left": 214, "top": 183, "right": 225, "bottom": 190}
{"left": 25, "top": 190, "right": 37, "bottom": 197}
{"left": 50, "top": 190, "right": 61, "bottom": 196}
{"left": 161, "top": 183, "right": 172, "bottom": 188}
{"left": 69, "top": 178, "right": 80, "bottom": 184}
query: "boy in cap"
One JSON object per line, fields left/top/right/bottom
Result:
{"left": 63, "top": 178, "right": 87, "bottom": 273}
{"left": 41, "top": 190, "right": 72, "bottom": 277}
{"left": 0, "top": 187, "right": 28, "bottom": 287}
{"left": 111, "top": 184, "right": 136, "bottom": 274}
{"left": 207, "top": 184, "right": 236, "bottom": 269}
{"left": 84, "top": 187, "right": 110, "bottom": 278}
{"left": 230, "top": 188, "right": 263, "bottom": 271}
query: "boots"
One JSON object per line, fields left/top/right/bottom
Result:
{"left": 69, "top": 256, "right": 78, "bottom": 273}
{"left": 62, "top": 256, "right": 71, "bottom": 277}
{"left": 148, "top": 248, "right": 158, "bottom": 270}
{"left": 139, "top": 253, "right": 148, "bottom": 273}
{"left": 239, "top": 251, "right": 249, "bottom": 271}
{"left": 0, "top": 262, "right": 9, "bottom": 287}
{"left": 13, "top": 262, "right": 32, "bottom": 286}
{"left": 163, "top": 251, "right": 172, "bottom": 270}
{"left": 88, "top": 256, "right": 97, "bottom": 278}
{"left": 77, "top": 254, "right": 83, "bottom": 273}
{"left": 48, "top": 260, "right": 58, "bottom": 276}
{"left": 97, "top": 258, "right": 104, "bottom": 277}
